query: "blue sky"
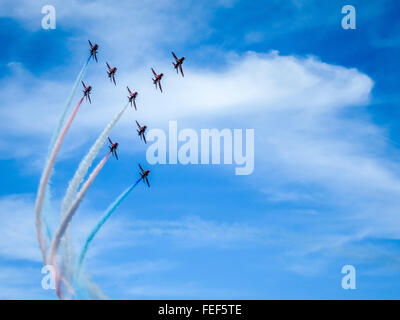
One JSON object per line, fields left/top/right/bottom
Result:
{"left": 1, "top": 0, "right": 400, "bottom": 299}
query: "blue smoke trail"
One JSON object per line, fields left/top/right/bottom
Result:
{"left": 42, "top": 55, "right": 91, "bottom": 242}
{"left": 75, "top": 178, "right": 142, "bottom": 285}
{"left": 43, "top": 187, "right": 54, "bottom": 240}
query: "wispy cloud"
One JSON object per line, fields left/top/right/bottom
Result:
{"left": 0, "top": 194, "right": 42, "bottom": 262}
{"left": 1, "top": 0, "right": 400, "bottom": 299}
{"left": 0, "top": 265, "right": 54, "bottom": 299}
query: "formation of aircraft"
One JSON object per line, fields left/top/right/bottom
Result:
{"left": 139, "top": 164, "right": 150, "bottom": 187}
{"left": 150, "top": 51, "right": 185, "bottom": 92}
{"left": 108, "top": 137, "right": 119, "bottom": 160}
{"left": 88, "top": 40, "right": 98, "bottom": 62}
{"left": 172, "top": 52, "right": 185, "bottom": 77}
{"left": 135, "top": 121, "right": 147, "bottom": 144}
{"left": 82, "top": 81, "right": 92, "bottom": 103}
{"left": 85, "top": 41, "right": 188, "bottom": 187}
{"left": 106, "top": 62, "right": 117, "bottom": 85}
{"left": 127, "top": 87, "right": 138, "bottom": 110}
{"left": 151, "top": 68, "right": 164, "bottom": 92}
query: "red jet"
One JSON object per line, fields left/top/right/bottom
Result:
{"left": 127, "top": 86, "right": 138, "bottom": 110}
{"left": 139, "top": 164, "right": 150, "bottom": 187}
{"left": 136, "top": 120, "right": 147, "bottom": 144}
{"left": 106, "top": 62, "right": 117, "bottom": 85}
{"left": 108, "top": 137, "right": 119, "bottom": 160}
{"left": 151, "top": 68, "right": 163, "bottom": 92}
{"left": 82, "top": 81, "right": 92, "bottom": 103}
{"left": 172, "top": 52, "right": 185, "bottom": 77}
{"left": 88, "top": 40, "right": 98, "bottom": 62}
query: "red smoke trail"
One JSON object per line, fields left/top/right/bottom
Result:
{"left": 35, "top": 96, "right": 86, "bottom": 263}
{"left": 49, "top": 152, "right": 111, "bottom": 298}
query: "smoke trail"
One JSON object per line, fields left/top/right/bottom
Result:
{"left": 49, "top": 152, "right": 111, "bottom": 298}
{"left": 48, "top": 56, "right": 91, "bottom": 153}
{"left": 75, "top": 178, "right": 142, "bottom": 280}
{"left": 42, "top": 56, "right": 91, "bottom": 241}
{"left": 35, "top": 96, "right": 86, "bottom": 263}
{"left": 59, "top": 102, "right": 128, "bottom": 289}
{"left": 61, "top": 102, "right": 129, "bottom": 221}
{"left": 74, "top": 276, "right": 109, "bottom": 300}
{"left": 43, "top": 187, "right": 54, "bottom": 240}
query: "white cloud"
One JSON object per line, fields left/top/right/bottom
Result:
{"left": 2, "top": 45, "right": 398, "bottom": 248}
{"left": 90, "top": 260, "right": 177, "bottom": 279}
{"left": 0, "top": 51, "right": 373, "bottom": 154}
{"left": 116, "top": 216, "right": 268, "bottom": 248}
{"left": 0, "top": 192, "right": 271, "bottom": 262}
{"left": 0, "top": 193, "right": 273, "bottom": 297}
{"left": 2, "top": 0, "right": 400, "bottom": 291}
{"left": 0, "top": 266, "right": 54, "bottom": 299}
{"left": 0, "top": 194, "right": 43, "bottom": 262}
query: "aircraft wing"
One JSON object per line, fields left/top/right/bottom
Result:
{"left": 172, "top": 52, "right": 178, "bottom": 60}
{"left": 151, "top": 68, "right": 157, "bottom": 76}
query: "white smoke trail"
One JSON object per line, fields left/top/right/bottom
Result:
{"left": 59, "top": 102, "right": 129, "bottom": 275}
{"left": 74, "top": 274, "right": 109, "bottom": 300}
{"left": 49, "top": 153, "right": 111, "bottom": 298}
{"left": 35, "top": 56, "right": 90, "bottom": 264}
{"left": 42, "top": 56, "right": 91, "bottom": 242}
{"left": 61, "top": 102, "right": 129, "bottom": 217}
{"left": 35, "top": 96, "right": 85, "bottom": 263}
